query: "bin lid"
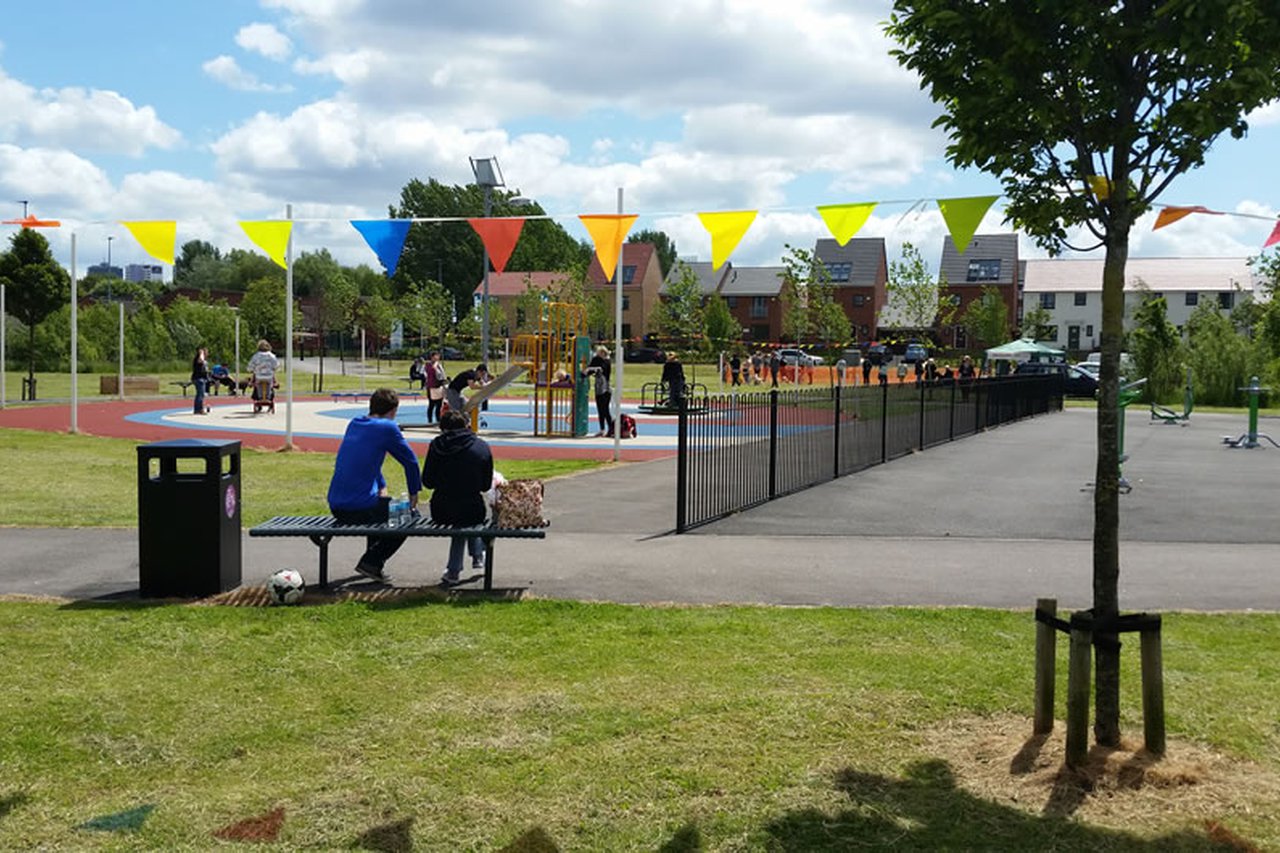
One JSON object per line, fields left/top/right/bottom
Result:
{"left": 139, "top": 438, "right": 240, "bottom": 448}
{"left": 136, "top": 438, "right": 241, "bottom": 456}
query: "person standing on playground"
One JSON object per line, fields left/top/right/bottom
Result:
{"left": 769, "top": 350, "right": 782, "bottom": 388}
{"left": 662, "top": 351, "right": 686, "bottom": 407}
{"left": 191, "top": 347, "right": 211, "bottom": 415}
{"left": 425, "top": 350, "right": 447, "bottom": 424}
{"left": 862, "top": 356, "right": 874, "bottom": 386}
{"left": 423, "top": 410, "right": 493, "bottom": 586}
{"left": 585, "top": 345, "right": 615, "bottom": 437}
{"left": 327, "top": 388, "right": 421, "bottom": 582}
{"left": 729, "top": 352, "right": 742, "bottom": 386}
{"left": 247, "top": 339, "right": 279, "bottom": 407}
{"left": 444, "top": 363, "right": 491, "bottom": 419}
{"left": 751, "top": 351, "right": 764, "bottom": 384}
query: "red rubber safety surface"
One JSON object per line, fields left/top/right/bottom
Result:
{"left": 0, "top": 397, "right": 675, "bottom": 462}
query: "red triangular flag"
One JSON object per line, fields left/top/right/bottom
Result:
{"left": 1265, "top": 220, "right": 1280, "bottom": 249}
{"left": 468, "top": 218, "right": 526, "bottom": 274}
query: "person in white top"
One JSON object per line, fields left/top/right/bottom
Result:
{"left": 246, "top": 339, "right": 279, "bottom": 407}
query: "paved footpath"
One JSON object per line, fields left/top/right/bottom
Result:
{"left": 2, "top": 408, "right": 1277, "bottom": 610}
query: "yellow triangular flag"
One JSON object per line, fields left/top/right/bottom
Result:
{"left": 120, "top": 221, "right": 176, "bottom": 265}
{"left": 937, "top": 195, "right": 999, "bottom": 254}
{"left": 698, "top": 210, "right": 757, "bottom": 270}
{"left": 579, "top": 214, "right": 638, "bottom": 280}
{"left": 239, "top": 220, "right": 293, "bottom": 269}
{"left": 1086, "top": 176, "right": 1111, "bottom": 200}
{"left": 816, "top": 203, "right": 876, "bottom": 246}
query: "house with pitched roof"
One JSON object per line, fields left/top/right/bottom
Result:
{"left": 585, "top": 241, "right": 665, "bottom": 343}
{"left": 1022, "top": 256, "right": 1257, "bottom": 354}
{"left": 935, "top": 233, "right": 1021, "bottom": 348}
{"left": 719, "top": 266, "right": 786, "bottom": 343}
{"left": 812, "top": 237, "right": 888, "bottom": 343}
{"left": 471, "top": 270, "right": 572, "bottom": 335}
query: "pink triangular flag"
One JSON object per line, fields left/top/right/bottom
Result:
{"left": 1265, "top": 220, "right": 1280, "bottom": 249}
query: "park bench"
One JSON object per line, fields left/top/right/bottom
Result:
{"left": 329, "top": 390, "right": 422, "bottom": 403}
{"left": 100, "top": 375, "right": 160, "bottom": 395}
{"left": 248, "top": 515, "right": 548, "bottom": 591}
{"left": 171, "top": 380, "right": 193, "bottom": 396}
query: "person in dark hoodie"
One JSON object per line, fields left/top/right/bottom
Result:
{"left": 327, "top": 388, "right": 421, "bottom": 582}
{"left": 422, "top": 409, "right": 494, "bottom": 586}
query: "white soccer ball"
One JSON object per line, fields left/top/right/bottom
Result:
{"left": 267, "top": 569, "right": 305, "bottom": 605}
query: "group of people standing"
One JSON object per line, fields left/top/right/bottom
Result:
{"left": 188, "top": 339, "right": 279, "bottom": 415}
{"left": 726, "top": 351, "right": 785, "bottom": 388}
{"left": 326, "top": 386, "right": 495, "bottom": 587}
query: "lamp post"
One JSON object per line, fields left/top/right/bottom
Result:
{"left": 470, "top": 156, "right": 505, "bottom": 364}
{"left": 106, "top": 235, "right": 114, "bottom": 301}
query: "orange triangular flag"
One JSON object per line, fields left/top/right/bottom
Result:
{"left": 468, "top": 218, "right": 526, "bottom": 274}
{"left": 239, "top": 220, "right": 292, "bottom": 268}
{"left": 2, "top": 214, "right": 60, "bottom": 228}
{"left": 817, "top": 203, "right": 876, "bottom": 246}
{"left": 1153, "top": 205, "right": 1221, "bottom": 230}
{"left": 579, "top": 214, "right": 638, "bottom": 280}
{"left": 697, "top": 210, "right": 757, "bottom": 270}
{"left": 937, "top": 196, "right": 999, "bottom": 254}
{"left": 1265, "top": 220, "right": 1280, "bottom": 249}
{"left": 120, "top": 221, "right": 176, "bottom": 265}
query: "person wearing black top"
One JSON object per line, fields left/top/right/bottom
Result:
{"left": 584, "top": 345, "right": 614, "bottom": 436}
{"left": 423, "top": 410, "right": 493, "bottom": 586}
{"left": 444, "top": 363, "right": 490, "bottom": 418}
{"left": 729, "top": 353, "right": 741, "bottom": 386}
{"left": 191, "top": 347, "right": 210, "bottom": 415}
{"left": 661, "top": 352, "right": 686, "bottom": 407}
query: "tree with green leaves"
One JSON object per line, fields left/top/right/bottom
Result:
{"left": 1129, "top": 291, "right": 1184, "bottom": 403}
{"left": 174, "top": 240, "right": 220, "bottom": 286}
{"left": 398, "top": 278, "right": 455, "bottom": 349}
{"left": 0, "top": 229, "right": 71, "bottom": 390}
{"left": 295, "top": 250, "right": 359, "bottom": 390}
{"left": 887, "top": 0, "right": 1280, "bottom": 749}
{"left": 1185, "top": 302, "right": 1255, "bottom": 405}
{"left": 777, "top": 244, "right": 851, "bottom": 348}
{"left": 1020, "top": 305, "right": 1055, "bottom": 342}
{"left": 629, "top": 229, "right": 678, "bottom": 279}
{"left": 654, "top": 262, "right": 704, "bottom": 346}
{"left": 238, "top": 277, "right": 300, "bottom": 346}
{"left": 885, "top": 242, "right": 954, "bottom": 335}
{"left": 960, "top": 286, "right": 1009, "bottom": 351}
{"left": 702, "top": 292, "right": 737, "bottom": 353}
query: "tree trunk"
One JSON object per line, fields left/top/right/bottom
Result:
{"left": 1093, "top": 232, "right": 1128, "bottom": 747}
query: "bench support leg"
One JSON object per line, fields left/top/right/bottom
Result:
{"left": 308, "top": 534, "right": 333, "bottom": 587}
{"left": 484, "top": 536, "right": 495, "bottom": 591}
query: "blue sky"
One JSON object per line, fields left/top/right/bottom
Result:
{"left": 3, "top": 0, "right": 1278, "bottom": 275}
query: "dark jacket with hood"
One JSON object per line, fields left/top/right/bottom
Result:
{"left": 422, "top": 427, "right": 493, "bottom": 526}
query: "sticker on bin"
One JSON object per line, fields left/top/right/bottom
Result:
{"left": 225, "top": 483, "right": 238, "bottom": 519}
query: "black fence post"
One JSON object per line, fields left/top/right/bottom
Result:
{"left": 948, "top": 377, "right": 956, "bottom": 441}
{"left": 833, "top": 384, "right": 842, "bottom": 479}
{"left": 768, "top": 389, "right": 779, "bottom": 499}
{"left": 918, "top": 380, "right": 926, "bottom": 450}
{"left": 676, "top": 396, "right": 688, "bottom": 533}
{"left": 880, "top": 381, "right": 888, "bottom": 464}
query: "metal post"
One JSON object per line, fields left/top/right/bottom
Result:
{"left": 833, "top": 382, "right": 842, "bottom": 480}
{"left": 360, "top": 328, "right": 367, "bottom": 394}
{"left": 612, "top": 187, "right": 624, "bottom": 462}
{"left": 69, "top": 235, "right": 78, "bottom": 432}
{"left": 117, "top": 300, "right": 124, "bottom": 401}
{"left": 918, "top": 378, "right": 926, "bottom": 450}
{"left": 768, "top": 389, "right": 779, "bottom": 499}
{"left": 676, "top": 396, "right": 688, "bottom": 533}
{"left": 1, "top": 284, "right": 6, "bottom": 410}
{"left": 880, "top": 380, "right": 888, "bottom": 463}
{"left": 285, "top": 203, "right": 294, "bottom": 448}
{"left": 480, "top": 186, "right": 492, "bottom": 367}
{"left": 234, "top": 311, "right": 241, "bottom": 377}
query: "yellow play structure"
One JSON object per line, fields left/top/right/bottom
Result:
{"left": 511, "top": 301, "right": 591, "bottom": 438}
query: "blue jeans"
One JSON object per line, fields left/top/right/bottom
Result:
{"left": 446, "top": 537, "right": 485, "bottom": 574}
{"left": 192, "top": 378, "right": 206, "bottom": 414}
{"left": 332, "top": 497, "right": 404, "bottom": 571}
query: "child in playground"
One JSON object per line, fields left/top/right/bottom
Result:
{"left": 444, "top": 363, "right": 491, "bottom": 416}
{"left": 425, "top": 351, "right": 447, "bottom": 424}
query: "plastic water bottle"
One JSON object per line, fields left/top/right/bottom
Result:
{"left": 396, "top": 492, "right": 410, "bottom": 527}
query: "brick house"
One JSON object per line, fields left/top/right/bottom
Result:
{"left": 585, "top": 242, "right": 665, "bottom": 343}
{"left": 812, "top": 237, "right": 888, "bottom": 344}
{"left": 935, "top": 233, "right": 1021, "bottom": 349}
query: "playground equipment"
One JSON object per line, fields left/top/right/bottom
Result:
{"left": 638, "top": 379, "right": 709, "bottom": 415}
{"left": 510, "top": 302, "right": 591, "bottom": 438}
{"left": 1222, "top": 376, "right": 1278, "bottom": 449}
{"left": 1117, "top": 377, "right": 1147, "bottom": 493}
{"left": 1150, "top": 367, "right": 1193, "bottom": 425}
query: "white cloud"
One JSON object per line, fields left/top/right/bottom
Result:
{"left": 0, "top": 68, "right": 179, "bottom": 156}
{"left": 236, "top": 23, "right": 293, "bottom": 61}
{"left": 1246, "top": 100, "right": 1280, "bottom": 128}
{"left": 202, "top": 55, "right": 293, "bottom": 94}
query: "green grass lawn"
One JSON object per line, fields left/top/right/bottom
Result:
{"left": 0, "top": 428, "right": 599, "bottom": 527}
{"left": 0, "top": 601, "right": 1276, "bottom": 850}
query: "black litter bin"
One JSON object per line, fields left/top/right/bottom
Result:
{"left": 137, "top": 439, "right": 242, "bottom": 597}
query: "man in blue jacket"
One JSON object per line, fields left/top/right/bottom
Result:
{"left": 327, "top": 388, "right": 421, "bottom": 582}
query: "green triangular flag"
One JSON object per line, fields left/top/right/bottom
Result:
{"left": 78, "top": 804, "right": 155, "bottom": 832}
{"left": 937, "top": 195, "right": 999, "bottom": 254}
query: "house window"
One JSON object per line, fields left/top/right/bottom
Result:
{"left": 1218, "top": 292, "right": 1233, "bottom": 309}
{"left": 948, "top": 293, "right": 962, "bottom": 306}
{"left": 516, "top": 307, "right": 526, "bottom": 327}
{"left": 851, "top": 294, "right": 866, "bottom": 307}
{"left": 726, "top": 297, "right": 737, "bottom": 309}
{"left": 1074, "top": 292, "right": 1087, "bottom": 306}
{"left": 750, "top": 296, "right": 768, "bottom": 318}
{"left": 826, "top": 262, "right": 852, "bottom": 282}
{"left": 751, "top": 324, "right": 770, "bottom": 340}
{"left": 966, "top": 259, "right": 1001, "bottom": 281}
{"left": 954, "top": 327, "right": 968, "bottom": 348}
{"left": 622, "top": 265, "right": 636, "bottom": 284}
{"left": 1039, "top": 293, "right": 1056, "bottom": 309}
{"left": 1086, "top": 325, "right": 1093, "bottom": 337}
{"left": 1043, "top": 326, "right": 1059, "bottom": 342}
{"left": 1185, "top": 292, "right": 1198, "bottom": 307}
{"left": 621, "top": 295, "right": 630, "bottom": 310}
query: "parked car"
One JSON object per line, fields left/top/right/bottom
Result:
{"left": 777, "top": 348, "right": 824, "bottom": 367}
{"left": 624, "top": 346, "right": 665, "bottom": 364}
{"left": 903, "top": 342, "right": 929, "bottom": 364}
{"left": 865, "top": 343, "right": 891, "bottom": 365}
{"left": 1014, "top": 360, "right": 1098, "bottom": 398}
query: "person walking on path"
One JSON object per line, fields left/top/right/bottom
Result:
{"left": 425, "top": 350, "right": 447, "bottom": 424}
{"left": 247, "top": 340, "right": 279, "bottom": 408}
{"left": 422, "top": 410, "right": 493, "bottom": 586}
{"left": 584, "top": 345, "right": 615, "bottom": 437}
{"left": 191, "top": 347, "right": 211, "bottom": 415}
{"left": 327, "top": 388, "right": 421, "bottom": 582}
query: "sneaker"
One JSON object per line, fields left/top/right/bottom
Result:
{"left": 471, "top": 556, "right": 486, "bottom": 571}
{"left": 355, "top": 562, "right": 389, "bottom": 583}
{"left": 439, "top": 570, "right": 463, "bottom": 587}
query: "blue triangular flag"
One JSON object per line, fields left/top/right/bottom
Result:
{"left": 350, "top": 220, "right": 412, "bottom": 278}
{"left": 78, "top": 804, "right": 155, "bottom": 832}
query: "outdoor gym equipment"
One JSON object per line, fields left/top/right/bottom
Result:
{"left": 1150, "top": 367, "right": 1193, "bottom": 425}
{"left": 1222, "top": 376, "right": 1278, "bottom": 449}
{"left": 1117, "top": 377, "right": 1147, "bottom": 493}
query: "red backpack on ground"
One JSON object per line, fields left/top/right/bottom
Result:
{"left": 619, "top": 414, "right": 637, "bottom": 439}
